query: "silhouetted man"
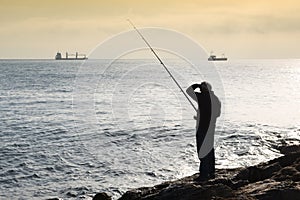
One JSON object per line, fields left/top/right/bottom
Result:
{"left": 186, "top": 82, "right": 221, "bottom": 180}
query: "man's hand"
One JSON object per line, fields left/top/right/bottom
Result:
{"left": 192, "top": 83, "right": 201, "bottom": 90}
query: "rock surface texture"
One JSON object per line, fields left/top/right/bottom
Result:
{"left": 116, "top": 145, "right": 300, "bottom": 200}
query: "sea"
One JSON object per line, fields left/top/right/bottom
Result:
{"left": 0, "top": 59, "right": 299, "bottom": 199}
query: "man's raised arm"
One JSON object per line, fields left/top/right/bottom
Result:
{"left": 186, "top": 84, "right": 200, "bottom": 101}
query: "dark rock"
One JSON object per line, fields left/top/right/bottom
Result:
{"left": 66, "top": 191, "right": 77, "bottom": 197}
{"left": 296, "top": 163, "right": 300, "bottom": 171}
{"left": 246, "top": 162, "right": 282, "bottom": 183}
{"left": 278, "top": 145, "right": 300, "bottom": 155}
{"left": 145, "top": 172, "right": 157, "bottom": 177}
{"left": 93, "top": 192, "right": 111, "bottom": 200}
{"left": 281, "top": 166, "right": 298, "bottom": 176}
{"left": 242, "top": 180, "right": 300, "bottom": 200}
{"left": 236, "top": 168, "right": 250, "bottom": 180}
{"left": 118, "top": 145, "right": 300, "bottom": 200}
{"left": 292, "top": 173, "right": 300, "bottom": 182}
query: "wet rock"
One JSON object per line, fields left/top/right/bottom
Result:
{"left": 240, "top": 179, "right": 300, "bottom": 200}
{"left": 93, "top": 192, "right": 111, "bottom": 200}
{"left": 66, "top": 191, "right": 77, "bottom": 197}
{"left": 278, "top": 145, "right": 300, "bottom": 155}
{"left": 118, "top": 145, "right": 300, "bottom": 200}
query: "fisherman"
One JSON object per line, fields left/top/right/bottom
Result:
{"left": 127, "top": 20, "right": 221, "bottom": 179}
{"left": 186, "top": 82, "right": 221, "bottom": 180}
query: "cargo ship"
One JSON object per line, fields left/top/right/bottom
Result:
{"left": 208, "top": 52, "right": 227, "bottom": 61}
{"left": 55, "top": 52, "right": 87, "bottom": 60}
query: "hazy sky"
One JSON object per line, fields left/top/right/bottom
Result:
{"left": 1, "top": 0, "right": 300, "bottom": 59}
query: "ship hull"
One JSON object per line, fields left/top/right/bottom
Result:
{"left": 208, "top": 58, "right": 227, "bottom": 61}
{"left": 55, "top": 58, "right": 88, "bottom": 60}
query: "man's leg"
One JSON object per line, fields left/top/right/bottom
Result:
{"left": 199, "top": 155, "right": 210, "bottom": 178}
{"left": 208, "top": 148, "right": 215, "bottom": 178}
{"left": 199, "top": 148, "right": 215, "bottom": 179}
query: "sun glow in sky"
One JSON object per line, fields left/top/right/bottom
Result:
{"left": 0, "top": 0, "right": 300, "bottom": 59}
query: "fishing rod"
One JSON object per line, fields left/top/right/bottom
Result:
{"left": 127, "top": 19, "right": 197, "bottom": 112}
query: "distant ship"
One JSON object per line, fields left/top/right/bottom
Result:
{"left": 208, "top": 52, "right": 227, "bottom": 61}
{"left": 55, "top": 52, "right": 87, "bottom": 60}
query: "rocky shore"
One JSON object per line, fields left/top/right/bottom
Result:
{"left": 93, "top": 145, "right": 300, "bottom": 200}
